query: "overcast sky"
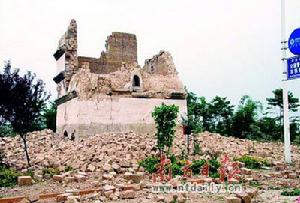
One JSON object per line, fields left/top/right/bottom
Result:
{"left": 0, "top": 0, "right": 300, "bottom": 107}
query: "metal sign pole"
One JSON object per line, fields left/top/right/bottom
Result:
{"left": 281, "top": 0, "right": 292, "bottom": 164}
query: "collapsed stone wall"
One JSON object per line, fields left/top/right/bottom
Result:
{"left": 77, "top": 32, "right": 137, "bottom": 74}
{"left": 143, "top": 51, "right": 177, "bottom": 75}
{"left": 69, "top": 52, "right": 185, "bottom": 100}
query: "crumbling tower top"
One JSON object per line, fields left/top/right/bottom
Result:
{"left": 105, "top": 32, "right": 137, "bottom": 64}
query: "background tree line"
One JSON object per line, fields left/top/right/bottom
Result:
{"left": 186, "top": 88, "right": 300, "bottom": 144}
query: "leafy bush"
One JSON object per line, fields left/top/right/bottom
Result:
{"left": 64, "top": 165, "right": 73, "bottom": 172}
{"left": 281, "top": 188, "right": 300, "bottom": 196}
{"left": 139, "top": 156, "right": 160, "bottom": 174}
{"left": 234, "top": 155, "right": 270, "bottom": 169}
{"left": 190, "top": 159, "right": 206, "bottom": 174}
{"left": 0, "top": 124, "right": 15, "bottom": 137}
{"left": 170, "top": 162, "right": 184, "bottom": 176}
{"left": 42, "top": 167, "right": 60, "bottom": 177}
{"left": 139, "top": 155, "right": 185, "bottom": 176}
{"left": 193, "top": 141, "right": 201, "bottom": 155}
{"left": 208, "top": 158, "right": 221, "bottom": 178}
{"left": 0, "top": 166, "right": 21, "bottom": 187}
{"left": 152, "top": 104, "right": 179, "bottom": 154}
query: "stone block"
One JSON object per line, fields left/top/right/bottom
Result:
{"left": 65, "top": 177, "right": 75, "bottom": 183}
{"left": 56, "top": 193, "right": 71, "bottom": 202}
{"left": 53, "top": 175, "right": 64, "bottom": 182}
{"left": 124, "top": 172, "right": 143, "bottom": 183}
{"left": 120, "top": 190, "right": 135, "bottom": 199}
{"left": 74, "top": 174, "right": 86, "bottom": 182}
{"left": 17, "top": 176, "right": 32, "bottom": 186}
{"left": 225, "top": 196, "right": 242, "bottom": 203}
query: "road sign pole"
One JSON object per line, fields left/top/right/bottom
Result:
{"left": 281, "top": 0, "right": 292, "bottom": 164}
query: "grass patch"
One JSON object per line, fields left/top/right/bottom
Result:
{"left": 234, "top": 155, "right": 270, "bottom": 169}
{"left": 281, "top": 188, "right": 300, "bottom": 196}
{"left": 64, "top": 165, "right": 73, "bottom": 172}
{"left": 42, "top": 167, "right": 60, "bottom": 177}
{"left": 249, "top": 180, "right": 261, "bottom": 187}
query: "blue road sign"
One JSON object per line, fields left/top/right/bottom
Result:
{"left": 288, "top": 28, "right": 300, "bottom": 55}
{"left": 287, "top": 56, "right": 300, "bottom": 80}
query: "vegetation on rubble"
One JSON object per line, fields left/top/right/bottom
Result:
{"left": 249, "top": 180, "right": 262, "bottom": 188}
{"left": 139, "top": 154, "right": 221, "bottom": 178}
{"left": 64, "top": 165, "right": 73, "bottom": 172}
{"left": 193, "top": 140, "right": 202, "bottom": 155}
{"left": 281, "top": 188, "right": 300, "bottom": 196}
{"left": 208, "top": 158, "right": 221, "bottom": 178}
{"left": 42, "top": 167, "right": 60, "bottom": 177}
{"left": 190, "top": 159, "right": 206, "bottom": 174}
{"left": 234, "top": 155, "right": 271, "bottom": 169}
{"left": 0, "top": 166, "right": 21, "bottom": 187}
{"left": 139, "top": 156, "right": 160, "bottom": 174}
{"left": 152, "top": 103, "right": 179, "bottom": 154}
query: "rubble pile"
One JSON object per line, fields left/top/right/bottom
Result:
{"left": 1, "top": 130, "right": 156, "bottom": 171}
{"left": 1, "top": 130, "right": 300, "bottom": 202}
{"left": 195, "top": 132, "right": 300, "bottom": 164}
{"left": 2, "top": 130, "right": 300, "bottom": 171}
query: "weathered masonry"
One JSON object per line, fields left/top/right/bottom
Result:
{"left": 53, "top": 19, "right": 187, "bottom": 137}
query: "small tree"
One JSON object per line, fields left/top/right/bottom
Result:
{"left": 42, "top": 102, "right": 57, "bottom": 132}
{"left": 0, "top": 61, "right": 49, "bottom": 167}
{"left": 152, "top": 103, "right": 179, "bottom": 155}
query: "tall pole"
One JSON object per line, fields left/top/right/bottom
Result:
{"left": 281, "top": 0, "right": 292, "bottom": 164}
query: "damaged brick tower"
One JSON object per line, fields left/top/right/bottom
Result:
{"left": 53, "top": 19, "right": 187, "bottom": 138}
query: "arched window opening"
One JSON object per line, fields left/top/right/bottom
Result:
{"left": 133, "top": 75, "right": 140, "bottom": 87}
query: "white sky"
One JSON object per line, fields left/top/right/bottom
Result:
{"left": 0, "top": 0, "right": 300, "bottom": 107}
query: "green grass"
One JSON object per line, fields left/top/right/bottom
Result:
{"left": 249, "top": 180, "right": 261, "bottom": 187}
{"left": 234, "top": 155, "right": 271, "bottom": 169}
{"left": 42, "top": 167, "right": 60, "bottom": 177}
{"left": 281, "top": 188, "right": 300, "bottom": 196}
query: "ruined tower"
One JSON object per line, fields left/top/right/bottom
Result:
{"left": 53, "top": 20, "right": 187, "bottom": 137}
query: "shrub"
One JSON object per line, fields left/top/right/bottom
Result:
{"left": 0, "top": 166, "right": 21, "bottom": 187}
{"left": 234, "top": 155, "right": 270, "bottom": 169}
{"left": 281, "top": 188, "right": 300, "bottom": 196}
{"left": 139, "top": 156, "right": 160, "bottom": 174}
{"left": 170, "top": 162, "right": 184, "bottom": 176}
{"left": 208, "top": 158, "right": 221, "bottom": 178}
{"left": 152, "top": 104, "right": 179, "bottom": 154}
{"left": 193, "top": 141, "right": 201, "bottom": 155}
{"left": 42, "top": 167, "right": 60, "bottom": 177}
{"left": 0, "top": 124, "right": 15, "bottom": 137}
{"left": 64, "top": 165, "right": 73, "bottom": 172}
{"left": 190, "top": 159, "right": 206, "bottom": 174}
